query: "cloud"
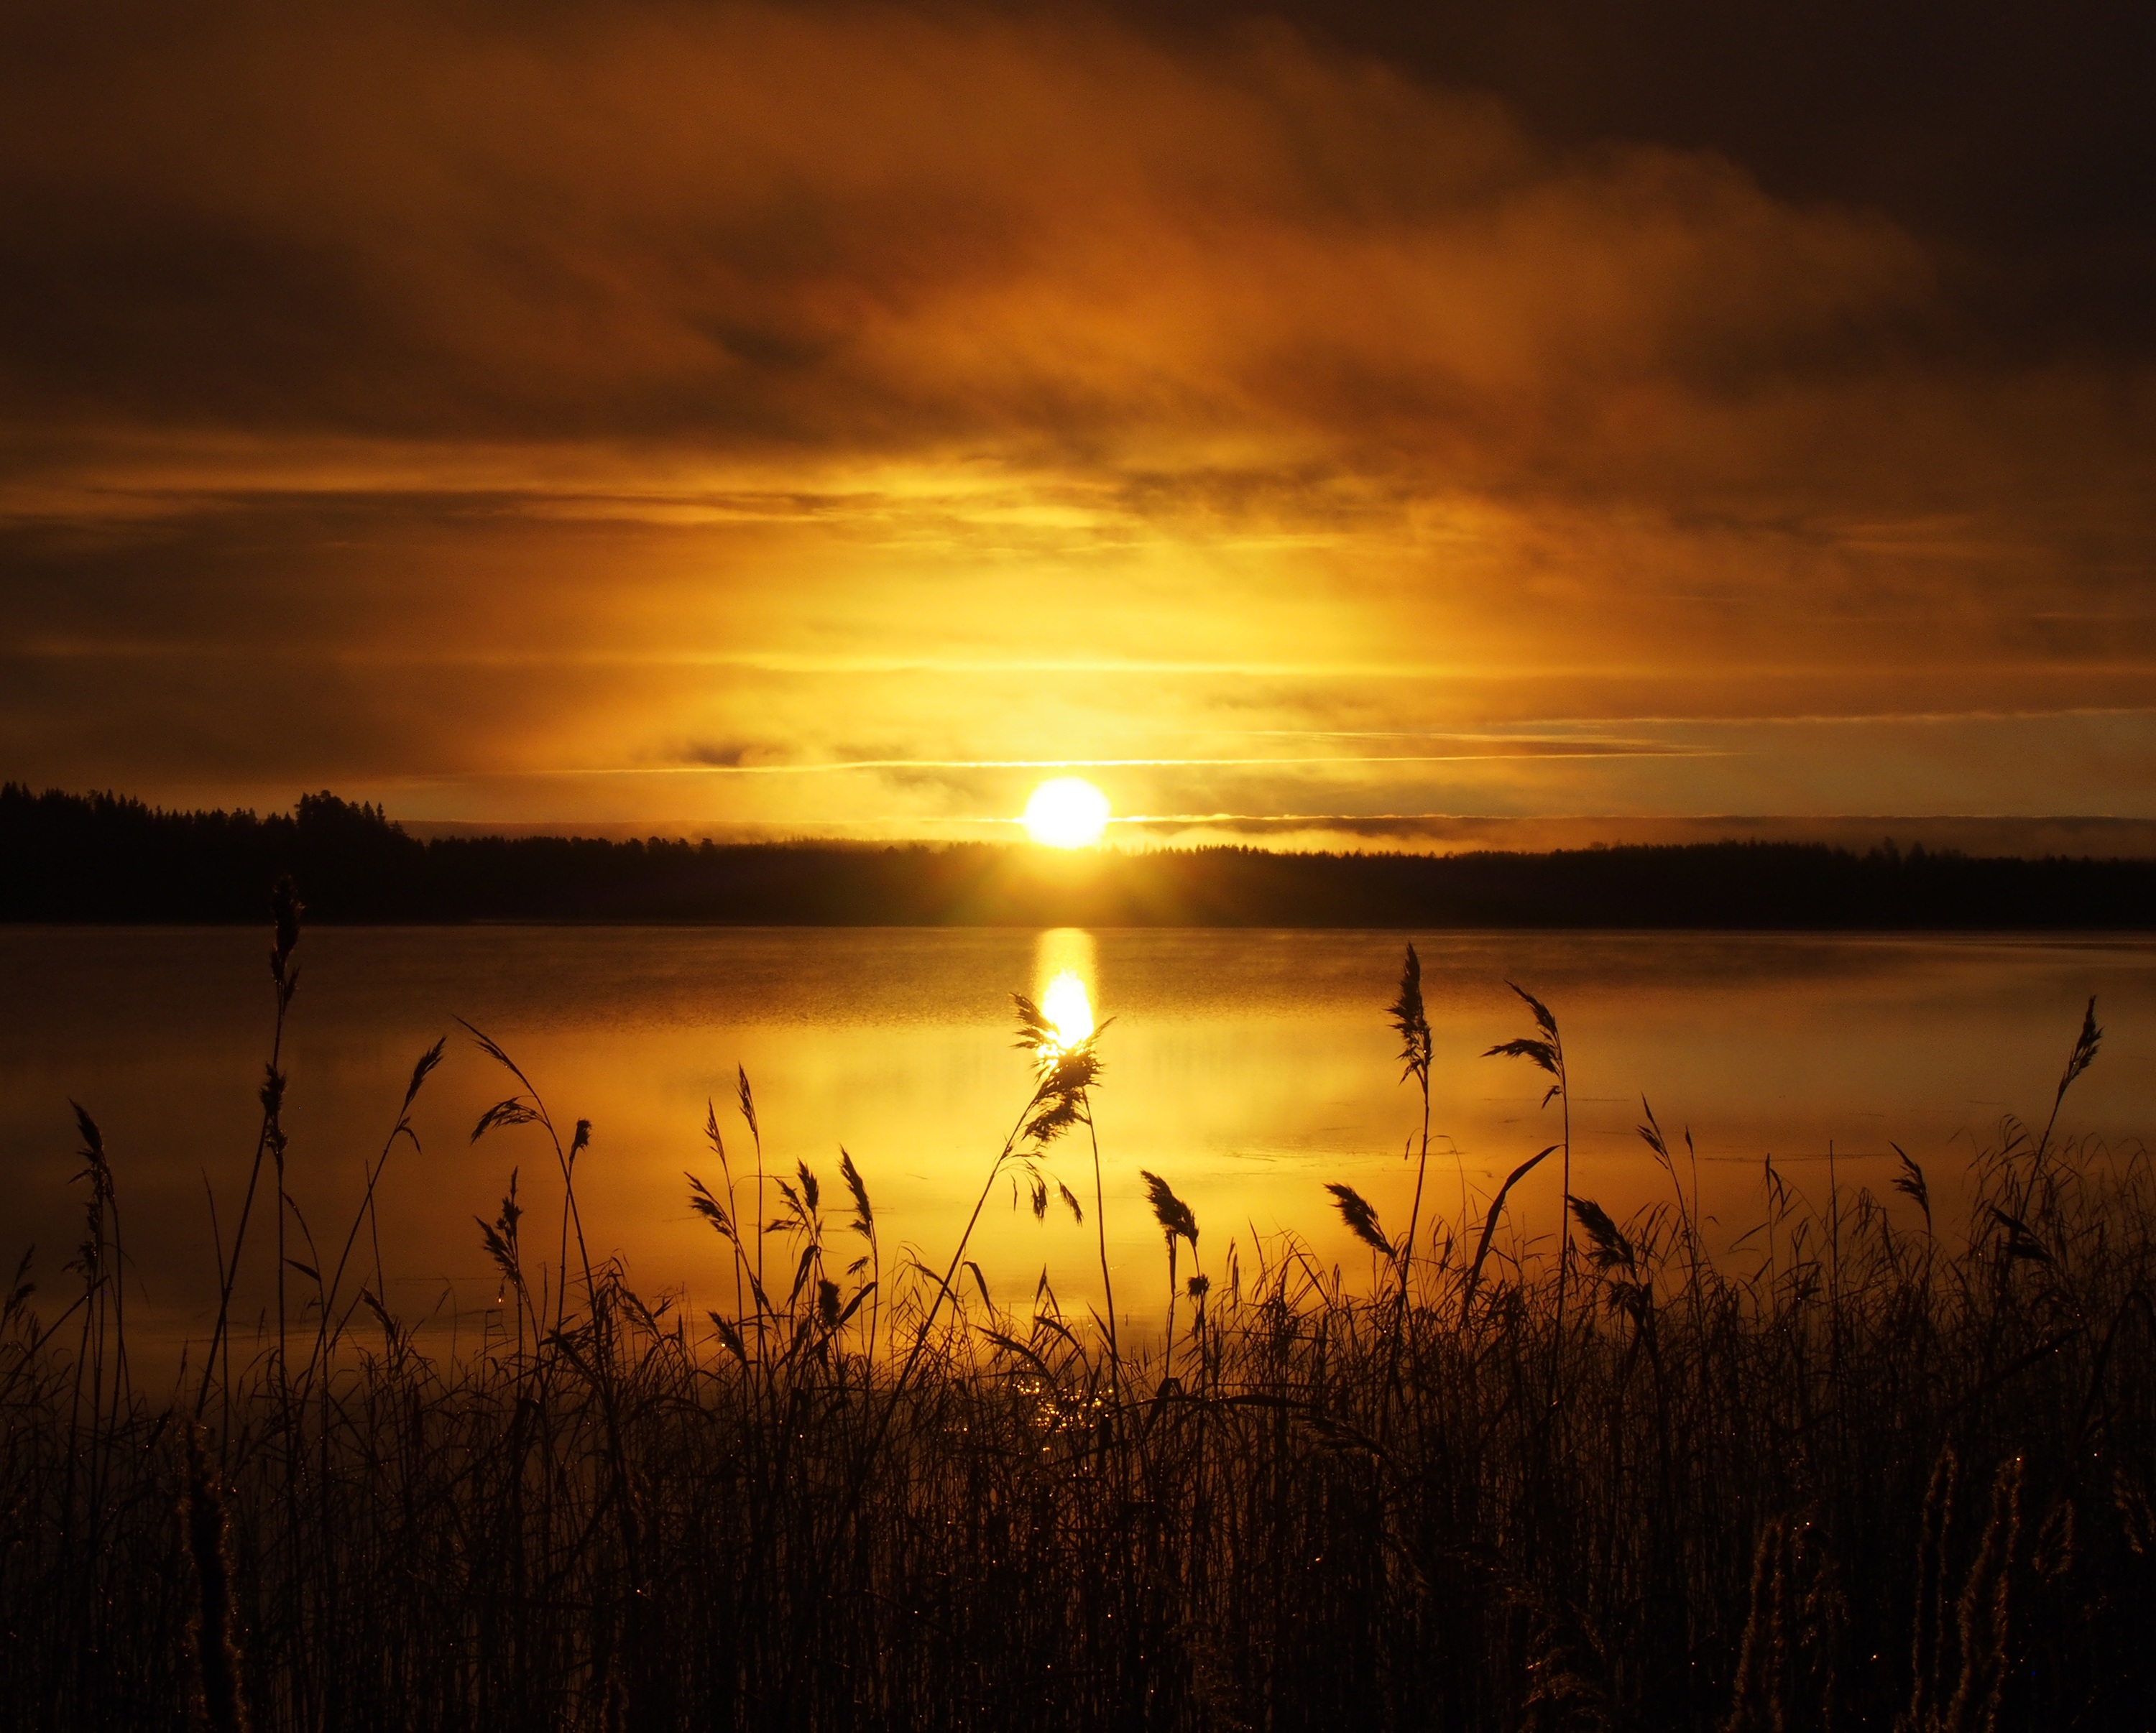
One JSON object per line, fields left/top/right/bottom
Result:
{"left": 0, "top": 6, "right": 1925, "bottom": 458}
{"left": 0, "top": 2, "right": 2151, "bottom": 830}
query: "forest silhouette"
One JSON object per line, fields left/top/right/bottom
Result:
{"left": 6, "top": 783, "right": 2154, "bottom": 928}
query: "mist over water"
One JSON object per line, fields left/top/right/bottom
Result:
{"left": 6, "top": 924, "right": 2153, "bottom": 1366}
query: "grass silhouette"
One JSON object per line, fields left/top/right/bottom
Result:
{"left": 6, "top": 900, "right": 2156, "bottom": 1730}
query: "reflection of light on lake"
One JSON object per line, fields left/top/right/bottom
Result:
{"left": 22, "top": 923, "right": 2152, "bottom": 1368}
{"left": 1041, "top": 971, "right": 1094, "bottom": 1048}
{"left": 1034, "top": 928, "right": 1098, "bottom": 1050}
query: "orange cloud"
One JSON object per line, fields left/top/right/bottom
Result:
{"left": 1, "top": 4, "right": 2152, "bottom": 834}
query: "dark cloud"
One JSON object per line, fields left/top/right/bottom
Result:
{"left": 0, "top": 3, "right": 1935, "bottom": 453}
{"left": 1133, "top": 0, "right": 2156, "bottom": 356}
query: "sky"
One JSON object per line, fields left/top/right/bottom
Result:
{"left": 4, "top": 1, "right": 2153, "bottom": 849}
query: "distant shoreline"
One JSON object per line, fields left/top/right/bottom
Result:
{"left": 397, "top": 812, "right": 2156, "bottom": 860}
{"left": 8, "top": 784, "right": 2156, "bottom": 930}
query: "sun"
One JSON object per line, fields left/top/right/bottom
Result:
{"left": 1021, "top": 777, "right": 1111, "bottom": 849}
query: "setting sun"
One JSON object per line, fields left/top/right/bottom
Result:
{"left": 1021, "top": 777, "right": 1111, "bottom": 849}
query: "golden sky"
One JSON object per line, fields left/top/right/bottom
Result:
{"left": 4, "top": 1, "right": 2154, "bottom": 846}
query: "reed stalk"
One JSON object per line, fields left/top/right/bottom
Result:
{"left": 7, "top": 918, "right": 2152, "bottom": 1732}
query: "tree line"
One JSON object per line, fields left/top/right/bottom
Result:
{"left": 4, "top": 782, "right": 2153, "bottom": 927}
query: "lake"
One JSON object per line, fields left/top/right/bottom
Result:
{"left": 5, "top": 925, "right": 2152, "bottom": 1364}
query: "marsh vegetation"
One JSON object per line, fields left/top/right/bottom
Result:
{"left": 5, "top": 893, "right": 2156, "bottom": 1732}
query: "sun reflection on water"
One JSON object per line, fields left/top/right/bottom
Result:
{"left": 1033, "top": 928, "right": 1098, "bottom": 1052}
{"left": 1040, "top": 971, "right": 1095, "bottom": 1049}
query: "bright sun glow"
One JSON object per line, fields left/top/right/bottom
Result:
{"left": 1039, "top": 969, "right": 1095, "bottom": 1048}
{"left": 1021, "top": 777, "right": 1111, "bottom": 848}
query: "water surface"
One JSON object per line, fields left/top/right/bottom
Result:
{"left": 6, "top": 925, "right": 2152, "bottom": 1360}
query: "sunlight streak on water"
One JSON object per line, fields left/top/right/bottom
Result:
{"left": 1040, "top": 974, "right": 1095, "bottom": 1049}
{"left": 1034, "top": 929, "right": 1097, "bottom": 1049}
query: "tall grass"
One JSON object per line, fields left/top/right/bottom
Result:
{"left": 5, "top": 909, "right": 2156, "bottom": 1731}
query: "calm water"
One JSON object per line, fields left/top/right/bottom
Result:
{"left": 5, "top": 925, "right": 2154, "bottom": 1358}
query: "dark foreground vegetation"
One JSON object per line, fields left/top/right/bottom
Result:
{"left": 8, "top": 782, "right": 2156, "bottom": 927}
{"left": 6, "top": 895, "right": 2156, "bottom": 1732}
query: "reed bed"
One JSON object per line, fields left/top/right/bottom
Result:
{"left": 6, "top": 905, "right": 2156, "bottom": 1732}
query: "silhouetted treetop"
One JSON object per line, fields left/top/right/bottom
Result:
{"left": 4, "top": 782, "right": 2152, "bottom": 928}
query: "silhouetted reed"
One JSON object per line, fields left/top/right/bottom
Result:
{"left": 6, "top": 908, "right": 2156, "bottom": 1732}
